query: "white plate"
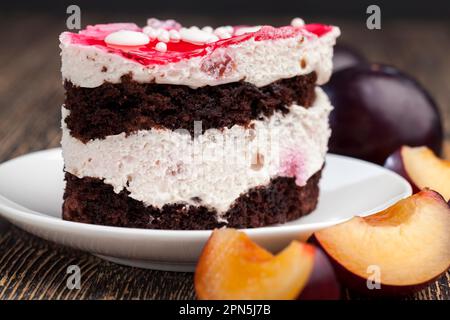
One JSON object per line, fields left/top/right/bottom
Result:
{"left": 0, "top": 148, "right": 411, "bottom": 272}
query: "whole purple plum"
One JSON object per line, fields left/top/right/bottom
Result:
{"left": 324, "top": 64, "right": 443, "bottom": 164}
{"left": 332, "top": 44, "right": 367, "bottom": 72}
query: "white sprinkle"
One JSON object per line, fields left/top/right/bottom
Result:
{"left": 213, "top": 27, "right": 227, "bottom": 35}
{"left": 179, "top": 27, "right": 212, "bottom": 45}
{"left": 142, "top": 26, "right": 158, "bottom": 38}
{"left": 214, "top": 27, "right": 232, "bottom": 39}
{"left": 206, "top": 35, "right": 220, "bottom": 43}
{"left": 169, "top": 30, "right": 181, "bottom": 42}
{"left": 147, "top": 18, "right": 161, "bottom": 27}
{"left": 291, "top": 17, "right": 305, "bottom": 27}
{"left": 157, "top": 30, "right": 170, "bottom": 42}
{"left": 190, "top": 26, "right": 200, "bottom": 31}
{"left": 104, "top": 30, "right": 150, "bottom": 46}
{"left": 234, "top": 26, "right": 261, "bottom": 36}
{"left": 155, "top": 42, "right": 167, "bottom": 52}
{"left": 147, "top": 18, "right": 181, "bottom": 30}
{"left": 202, "top": 26, "right": 213, "bottom": 33}
{"left": 224, "top": 26, "right": 234, "bottom": 33}
{"left": 219, "top": 33, "right": 231, "bottom": 39}
{"left": 216, "top": 31, "right": 231, "bottom": 39}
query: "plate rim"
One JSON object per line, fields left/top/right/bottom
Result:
{"left": 0, "top": 148, "right": 413, "bottom": 239}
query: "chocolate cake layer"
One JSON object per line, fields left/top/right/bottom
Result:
{"left": 64, "top": 72, "right": 317, "bottom": 142}
{"left": 63, "top": 169, "right": 322, "bottom": 230}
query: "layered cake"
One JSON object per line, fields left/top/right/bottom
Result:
{"left": 60, "top": 18, "right": 340, "bottom": 229}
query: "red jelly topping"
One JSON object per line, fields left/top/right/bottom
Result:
{"left": 64, "top": 22, "right": 334, "bottom": 66}
{"left": 303, "top": 24, "right": 333, "bottom": 37}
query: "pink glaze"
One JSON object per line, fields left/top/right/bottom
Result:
{"left": 62, "top": 22, "right": 333, "bottom": 66}
{"left": 279, "top": 149, "right": 307, "bottom": 186}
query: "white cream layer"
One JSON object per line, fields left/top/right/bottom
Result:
{"left": 62, "top": 88, "right": 332, "bottom": 218}
{"left": 60, "top": 27, "right": 340, "bottom": 89}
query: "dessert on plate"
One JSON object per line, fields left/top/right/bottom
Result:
{"left": 60, "top": 17, "right": 340, "bottom": 229}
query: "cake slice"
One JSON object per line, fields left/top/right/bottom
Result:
{"left": 60, "top": 18, "right": 340, "bottom": 229}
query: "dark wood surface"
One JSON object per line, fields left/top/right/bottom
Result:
{"left": 0, "top": 14, "right": 449, "bottom": 300}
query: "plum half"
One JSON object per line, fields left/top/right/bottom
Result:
{"left": 313, "top": 189, "right": 450, "bottom": 296}
{"left": 195, "top": 228, "right": 340, "bottom": 300}
{"left": 324, "top": 64, "right": 443, "bottom": 165}
{"left": 385, "top": 146, "right": 450, "bottom": 201}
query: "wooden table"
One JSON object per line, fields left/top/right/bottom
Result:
{"left": 0, "top": 14, "right": 449, "bottom": 300}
